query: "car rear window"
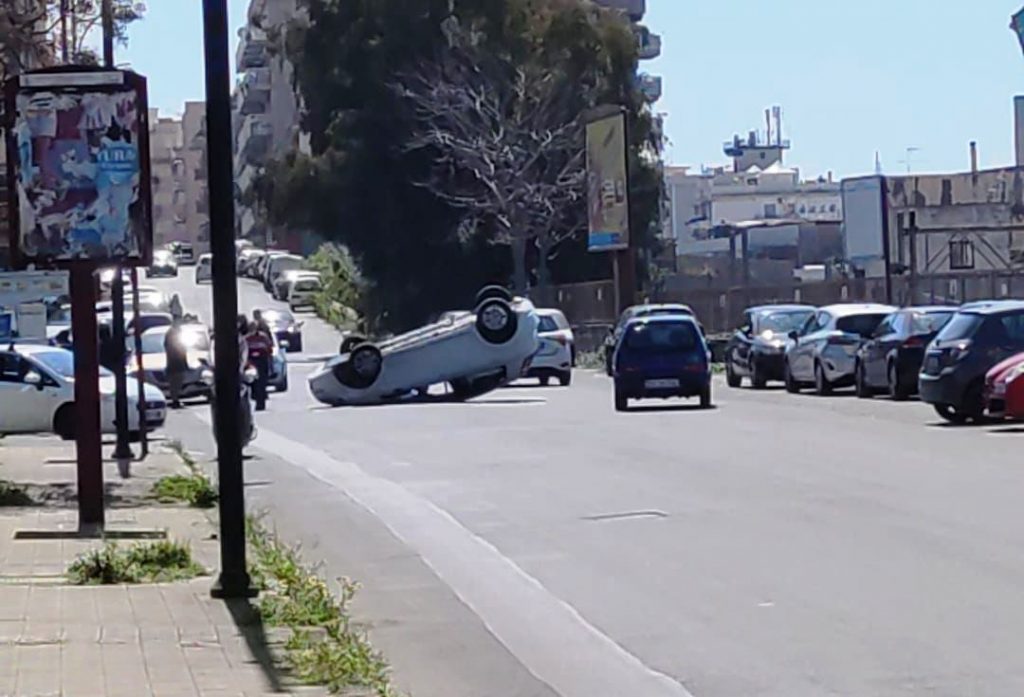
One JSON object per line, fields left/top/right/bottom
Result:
{"left": 934, "top": 312, "right": 984, "bottom": 341}
{"left": 623, "top": 322, "right": 700, "bottom": 352}
{"left": 911, "top": 311, "right": 954, "bottom": 335}
{"left": 836, "top": 313, "right": 888, "bottom": 338}
{"left": 538, "top": 316, "right": 559, "bottom": 333}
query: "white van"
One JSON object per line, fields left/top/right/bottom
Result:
{"left": 264, "top": 254, "right": 304, "bottom": 292}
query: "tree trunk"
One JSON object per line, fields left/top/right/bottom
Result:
{"left": 535, "top": 235, "right": 552, "bottom": 293}
{"left": 511, "top": 237, "right": 528, "bottom": 295}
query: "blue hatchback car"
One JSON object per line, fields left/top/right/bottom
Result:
{"left": 612, "top": 315, "right": 712, "bottom": 411}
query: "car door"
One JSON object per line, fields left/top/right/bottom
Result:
{"left": 731, "top": 311, "right": 755, "bottom": 376}
{"left": 862, "top": 313, "right": 897, "bottom": 386}
{"left": 789, "top": 312, "right": 822, "bottom": 381}
{"left": 0, "top": 353, "right": 60, "bottom": 433}
{"left": 803, "top": 311, "right": 835, "bottom": 377}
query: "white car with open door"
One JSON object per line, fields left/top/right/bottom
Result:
{"left": 0, "top": 344, "right": 166, "bottom": 439}
{"left": 308, "top": 287, "right": 540, "bottom": 406}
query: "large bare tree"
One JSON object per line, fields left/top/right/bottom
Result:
{"left": 395, "top": 27, "right": 588, "bottom": 294}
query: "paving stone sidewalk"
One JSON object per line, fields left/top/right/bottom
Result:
{"left": 0, "top": 435, "right": 323, "bottom": 697}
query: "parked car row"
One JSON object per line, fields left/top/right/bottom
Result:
{"left": 233, "top": 246, "right": 322, "bottom": 312}
{"left": 721, "top": 299, "right": 1024, "bottom": 424}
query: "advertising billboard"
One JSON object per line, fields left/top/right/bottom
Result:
{"left": 4, "top": 68, "right": 152, "bottom": 266}
{"left": 586, "top": 109, "right": 630, "bottom": 252}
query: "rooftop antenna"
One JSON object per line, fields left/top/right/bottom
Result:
{"left": 765, "top": 108, "right": 772, "bottom": 146}
{"left": 772, "top": 105, "right": 782, "bottom": 146}
{"left": 874, "top": 151, "right": 882, "bottom": 174}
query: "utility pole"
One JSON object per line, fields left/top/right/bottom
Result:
{"left": 203, "top": 0, "right": 253, "bottom": 599}
{"left": 59, "top": 0, "right": 69, "bottom": 63}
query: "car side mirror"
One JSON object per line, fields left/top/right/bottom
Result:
{"left": 298, "top": 321, "right": 305, "bottom": 328}
{"left": 24, "top": 372, "right": 43, "bottom": 389}
{"left": 788, "top": 330, "right": 799, "bottom": 342}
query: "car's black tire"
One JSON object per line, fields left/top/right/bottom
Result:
{"left": 614, "top": 390, "right": 628, "bottom": 412}
{"left": 725, "top": 360, "right": 742, "bottom": 388}
{"left": 855, "top": 362, "right": 872, "bottom": 399}
{"left": 539, "top": 375, "right": 550, "bottom": 387}
{"left": 289, "top": 336, "right": 303, "bottom": 353}
{"left": 54, "top": 404, "right": 76, "bottom": 440}
{"left": 814, "top": 362, "right": 832, "bottom": 396}
{"left": 699, "top": 385, "right": 712, "bottom": 409}
{"left": 750, "top": 361, "right": 767, "bottom": 390}
{"left": 962, "top": 380, "right": 988, "bottom": 422}
{"left": 888, "top": 362, "right": 911, "bottom": 401}
{"left": 339, "top": 334, "right": 367, "bottom": 355}
{"left": 340, "top": 343, "right": 382, "bottom": 389}
{"left": 604, "top": 346, "right": 614, "bottom": 376}
{"left": 558, "top": 370, "right": 572, "bottom": 387}
{"left": 784, "top": 360, "right": 800, "bottom": 393}
{"left": 475, "top": 299, "right": 517, "bottom": 344}
{"left": 474, "top": 284, "right": 513, "bottom": 307}
{"left": 934, "top": 403, "right": 968, "bottom": 424}
{"left": 277, "top": 373, "right": 289, "bottom": 394}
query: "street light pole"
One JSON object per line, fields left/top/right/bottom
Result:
{"left": 202, "top": 0, "right": 253, "bottom": 598}
{"left": 101, "top": 0, "right": 133, "bottom": 462}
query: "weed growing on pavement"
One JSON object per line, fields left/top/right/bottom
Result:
{"left": 246, "top": 516, "right": 394, "bottom": 696}
{"left": 0, "top": 480, "right": 34, "bottom": 506}
{"left": 66, "top": 540, "right": 206, "bottom": 584}
{"left": 152, "top": 474, "right": 219, "bottom": 508}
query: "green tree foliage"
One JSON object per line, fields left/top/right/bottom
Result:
{"left": 260, "top": 0, "right": 662, "bottom": 330}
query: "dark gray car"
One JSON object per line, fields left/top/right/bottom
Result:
{"left": 919, "top": 301, "right": 1024, "bottom": 423}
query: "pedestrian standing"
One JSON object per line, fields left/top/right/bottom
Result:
{"left": 164, "top": 319, "right": 188, "bottom": 409}
{"left": 245, "top": 321, "right": 272, "bottom": 411}
{"left": 168, "top": 293, "right": 184, "bottom": 321}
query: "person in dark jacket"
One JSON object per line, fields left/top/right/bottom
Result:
{"left": 164, "top": 319, "right": 188, "bottom": 409}
{"left": 245, "top": 321, "right": 272, "bottom": 411}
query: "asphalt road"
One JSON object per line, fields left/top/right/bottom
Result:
{"left": 148, "top": 271, "right": 1024, "bottom": 697}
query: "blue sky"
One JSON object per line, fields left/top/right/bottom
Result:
{"left": 123, "top": 1, "right": 1024, "bottom": 179}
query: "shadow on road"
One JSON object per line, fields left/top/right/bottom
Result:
{"left": 621, "top": 404, "right": 718, "bottom": 413}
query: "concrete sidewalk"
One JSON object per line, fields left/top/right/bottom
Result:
{"left": 0, "top": 436, "right": 323, "bottom": 697}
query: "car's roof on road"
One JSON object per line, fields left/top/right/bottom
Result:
{"left": 959, "top": 299, "right": 1024, "bottom": 314}
{"left": 818, "top": 303, "right": 896, "bottom": 316}
{"left": 903, "top": 305, "right": 959, "bottom": 313}
{"left": 624, "top": 314, "right": 699, "bottom": 327}
{"left": 749, "top": 304, "right": 815, "bottom": 314}
{"left": 11, "top": 343, "right": 67, "bottom": 357}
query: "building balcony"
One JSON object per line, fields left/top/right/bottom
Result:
{"left": 238, "top": 67, "right": 271, "bottom": 116}
{"left": 235, "top": 26, "right": 268, "bottom": 72}
{"left": 635, "top": 25, "right": 661, "bottom": 60}
{"left": 637, "top": 73, "right": 662, "bottom": 102}
{"left": 238, "top": 114, "right": 273, "bottom": 166}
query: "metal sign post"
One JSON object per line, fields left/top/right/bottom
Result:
{"left": 3, "top": 66, "right": 154, "bottom": 531}
{"left": 203, "top": 0, "right": 253, "bottom": 599}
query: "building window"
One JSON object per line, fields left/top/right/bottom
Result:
{"left": 764, "top": 203, "right": 777, "bottom": 219}
{"left": 829, "top": 203, "right": 837, "bottom": 213}
{"left": 808, "top": 205, "right": 817, "bottom": 213}
{"left": 949, "top": 239, "right": 975, "bottom": 270}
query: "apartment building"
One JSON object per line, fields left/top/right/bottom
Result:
{"left": 146, "top": 103, "right": 209, "bottom": 253}
{"left": 233, "top": 0, "right": 304, "bottom": 247}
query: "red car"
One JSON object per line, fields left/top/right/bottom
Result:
{"left": 984, "top": 351, "right": 1024, "bottom": 419}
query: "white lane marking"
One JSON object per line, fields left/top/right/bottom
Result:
{"left": 208, "top": 412, "right": 694, "bottom": 697}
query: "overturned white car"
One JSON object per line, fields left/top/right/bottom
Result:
{"left": 308, "top": 288, "right": 539, "bottom": 406}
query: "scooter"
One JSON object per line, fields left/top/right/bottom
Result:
{"left": 201, "top": 365, "right": 258, "bottom": 447}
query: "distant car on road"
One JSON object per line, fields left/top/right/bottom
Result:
{"left": 268, "top": 332, "right": 289, "bottom": 393}
{"left": 983, "top": 351, "right": 1024, "bottom": 420}
{"left": 261, "top": 309, "right": 304, "bottom": 353}
{"left": 0, "top": 344, "right": 165, "bottom": 439}
{"left": 195, "top": 254, "right": 213, "bottom": 284}
{"left": 725, "top": 304, "right": 815, "bottom": 389}
{"left": 273, "top": 269, "right": 320, "bottom": 301}
{"left": 604, "top": 303, "right": 697, "bottom": 375}
{"left": 611, "top": 314, "right": 711, "bottom": 411}
{"left": 919, "top": 301, "right": 1024, "bottom": 423}
{"left": 265, "top": 254, "right": 305, "bottom": 293}
{"left": 288, "top": 276, "right": 322, "bottom": 311}
{"left": 783, "top": 303, "right": 896, "bottom": 395}
{"left": 146, "top": 249, "right": 178, "bottom": 278}
{"left": 308, "top": 287, "right": 539, "bottom": 406}
{"left": 854, "top": 305, "right": 956, "bottom": 400}
{"left": 171, "top": 241, "right": 196, "bottom": 266}
{"left": 523, "top": 309, "right": 574, "bottom": 386}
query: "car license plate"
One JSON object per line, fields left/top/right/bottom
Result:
{"left": 645, "top": 378, "right": 679, "bottom": 389}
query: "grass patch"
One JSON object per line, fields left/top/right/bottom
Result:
{"left": 0, "top": 480, "right": 34, "bottom": 507}
{"left": 247, "top": 517, "right": 394, "bottom": 696}
{"left": 152, "top": 474, "right": 218, "bottom": 508}
{"left": 67, "top": 540, "right": 206, "bottom": 585}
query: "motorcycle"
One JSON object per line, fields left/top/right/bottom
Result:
{"left": 201, "top": 364, "right": 258, "bottom": 447}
